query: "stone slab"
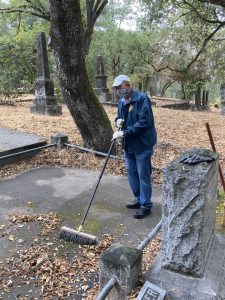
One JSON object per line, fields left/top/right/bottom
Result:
{"left": 0, "top": 127, "right": 47, "bottom": 156}
{"left": 145, "top": 234, "right": 225, "bottom": 300}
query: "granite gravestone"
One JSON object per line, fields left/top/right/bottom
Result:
{"left": 30, "top": 32, "right": 62, "bottom": 116}
{"left": 161, "top": 148, "right": 219, "bottom": 277}
{"left": 94, "top": 55, "right": 112, "bottom": 103}
{"left": 145, "top": 148, "right": 225, "bottom": 299}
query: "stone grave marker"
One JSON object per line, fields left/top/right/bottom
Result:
{"left": 30, "top": 31, "right": 62, "bottom": 116}
{"left": 94, "top": 55, "right": 112, "bottom": 103}
{"left": 145, "top": 148, "right": 225, "bottom": 299}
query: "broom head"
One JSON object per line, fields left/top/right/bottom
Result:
{"left": 60, "top": 226, "right": 98, "bottom": 245}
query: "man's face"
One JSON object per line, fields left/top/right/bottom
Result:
{"left": 115, "top": 82, "right": 131, "bottom": 99}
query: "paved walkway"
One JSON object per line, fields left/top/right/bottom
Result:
{"left": 0, "top": 166, "right": 162, "bottom": 248}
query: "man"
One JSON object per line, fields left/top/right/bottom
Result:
{"left": 112, "top": 75, "right": 157, "bottom": 219}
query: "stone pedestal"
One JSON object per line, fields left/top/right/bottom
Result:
{"left": 94, "top": 86, "right": 112, "bottom": 102}
{"left": 145, "top": 234, "right": 225, "bottom": 300}
{"left": 220, "top": 83, "right": 225, "bottom": 115}
{"left": 94, "top": 55, "right": 112, "bottom": 103}
{"left": 30, "top": 32, "right": 62, "bottom": 116}
{"left": 99, "top": 243, "right": 142, "bottom": 300}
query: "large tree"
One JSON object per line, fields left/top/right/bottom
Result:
{"left": 0, "top": 0, "right": 113, "bottom": 153}
{"left": 48, "top": 0, "right": 113, "bottom": 152}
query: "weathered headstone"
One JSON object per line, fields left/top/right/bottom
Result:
{"left": 220, "top": 83, "right": 225, "bottom": 115}
{"left": 99, "top": 243, "right": 142, "bottom": 299}
{"left": 30, "top": 32, "right": 62, "bottom": 116}
{"left": 161, "top": 148, "right": 218, "bottom": 277}
{"left": 94, "top": 55, "right": 112, "bottom": 103}
{"left": 145, "top": 148, "right": 225, "bottom": 299}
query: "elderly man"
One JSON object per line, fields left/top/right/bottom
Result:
{"left": 112, "top": 75, "right": 157, "bottom": 219}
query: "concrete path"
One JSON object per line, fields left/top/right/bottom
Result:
{"left": 0, "top": 166, "right": 162, "bottom": 247}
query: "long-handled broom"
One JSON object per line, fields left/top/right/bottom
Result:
{"left": 60, "top": 138, "right": 116, "bottom": 245}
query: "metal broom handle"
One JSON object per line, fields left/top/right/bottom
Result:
{"left": 80, "top": 138, "right": 116, "bottom": 227}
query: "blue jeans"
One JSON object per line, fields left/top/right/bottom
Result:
{"left": 125, "top": 150, "right": 153, "bottom": 209}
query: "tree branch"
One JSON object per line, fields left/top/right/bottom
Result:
{"left": 0, "top": 6, "right": 50, "bottom": 20}
{"left": 197, "top": 0, "right": 225, "bottom": 8}
{"left": 83, "top": 0, "right": 108, "bottom": 54}
{"left": 186, "top": 21, "right": 225, "bottom": 69}
{"left": 183, "top": 0, "right": 222, "bottom": 24}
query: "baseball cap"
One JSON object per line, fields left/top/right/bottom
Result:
{"left": 112, "top": 75, "right": 130, "bottom": 87}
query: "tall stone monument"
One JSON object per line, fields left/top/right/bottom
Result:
{"left": 220, "top": 83, "right": 225, "bottom": 115}
{"left": 30, "top": 32, "right": 62, "bottom": 115}
{"left": 94, "top": 55, "right": 112, "bottom": 103}
{"left": 145, "top": 148, "right": 225, "bottom": 299}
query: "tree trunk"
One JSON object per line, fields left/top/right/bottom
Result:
{"left": 48, "top": 0, "right": 113, "bottom": 152}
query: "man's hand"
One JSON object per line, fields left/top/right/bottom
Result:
{"left": 113, "top": 131, "right": 124, "bottom": 140}
{"left": 116, "top": 118, "right": 124, "bottom": 128}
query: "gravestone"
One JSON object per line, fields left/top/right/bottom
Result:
{"left": 145, "top": 148, "right": 225, "bottom": 299}
{"left": 161, "top": 148, "right": 218, "bottom": 277}
{"left": 30, "top": 32, "right": 62, "bottom": 116}
{"left": 220, "top": 83, "right": 225, "bottom": 115}
{"left": 94, "top": 55, "right": 112, "bottom": 103}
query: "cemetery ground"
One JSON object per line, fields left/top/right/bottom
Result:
{"left": 0, "top": 100, "right": 225, "bottom": 300}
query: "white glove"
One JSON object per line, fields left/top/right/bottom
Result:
{"left": 116, "top": 118, "right": 124, "bottom": 128}
{"left": 113, "top": 131, "right": 124, "bottom": 140}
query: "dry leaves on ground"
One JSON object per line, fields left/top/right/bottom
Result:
{"left": 1, "top": 211, "right": 115, "bottom": 299}
{"left": 1, "top": 101, "right": 225, "bottom": 185}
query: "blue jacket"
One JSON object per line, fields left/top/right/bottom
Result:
{"left": 115, "top": 89, "right": 157, "bottom": 154}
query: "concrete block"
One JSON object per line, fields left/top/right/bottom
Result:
{"left": 51, "top": 133, "right": 68, "bottom": 149}
{"left": 99, "top": 243, "right": 142, "bottom": 300}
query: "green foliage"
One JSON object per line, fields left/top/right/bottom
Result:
{"left": 0, "top": 0, "right": 49, "bottom": 98}
{"left": 0, "top": 0, "right": 224, "bottom": 101}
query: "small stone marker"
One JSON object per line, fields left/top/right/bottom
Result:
{"left": 137, "top": 281, "right": 166, "bottom": 300}
{"left": 51, "top": 133, "right": 68, "bottom": 149}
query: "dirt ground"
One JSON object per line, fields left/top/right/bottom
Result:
{"left": 0, "top": 100, "right": 224, "bottom": 185}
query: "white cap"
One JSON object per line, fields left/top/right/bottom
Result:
{"left": 112, "top": 75, "right": 130, "bottom": 87}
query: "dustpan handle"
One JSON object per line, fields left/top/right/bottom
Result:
{"left": 80, "top": 139, "right": 116, "bottom": 226}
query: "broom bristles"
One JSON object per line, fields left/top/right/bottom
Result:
{"left": 60, "top": 226, "right": 98, "bottom": 245}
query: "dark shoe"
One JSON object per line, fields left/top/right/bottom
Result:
{"left": 126, "top": 200, "right": 141, "bottom": 209}
{"left": 133, "top": 207, "right": 151, "bottom": 219}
